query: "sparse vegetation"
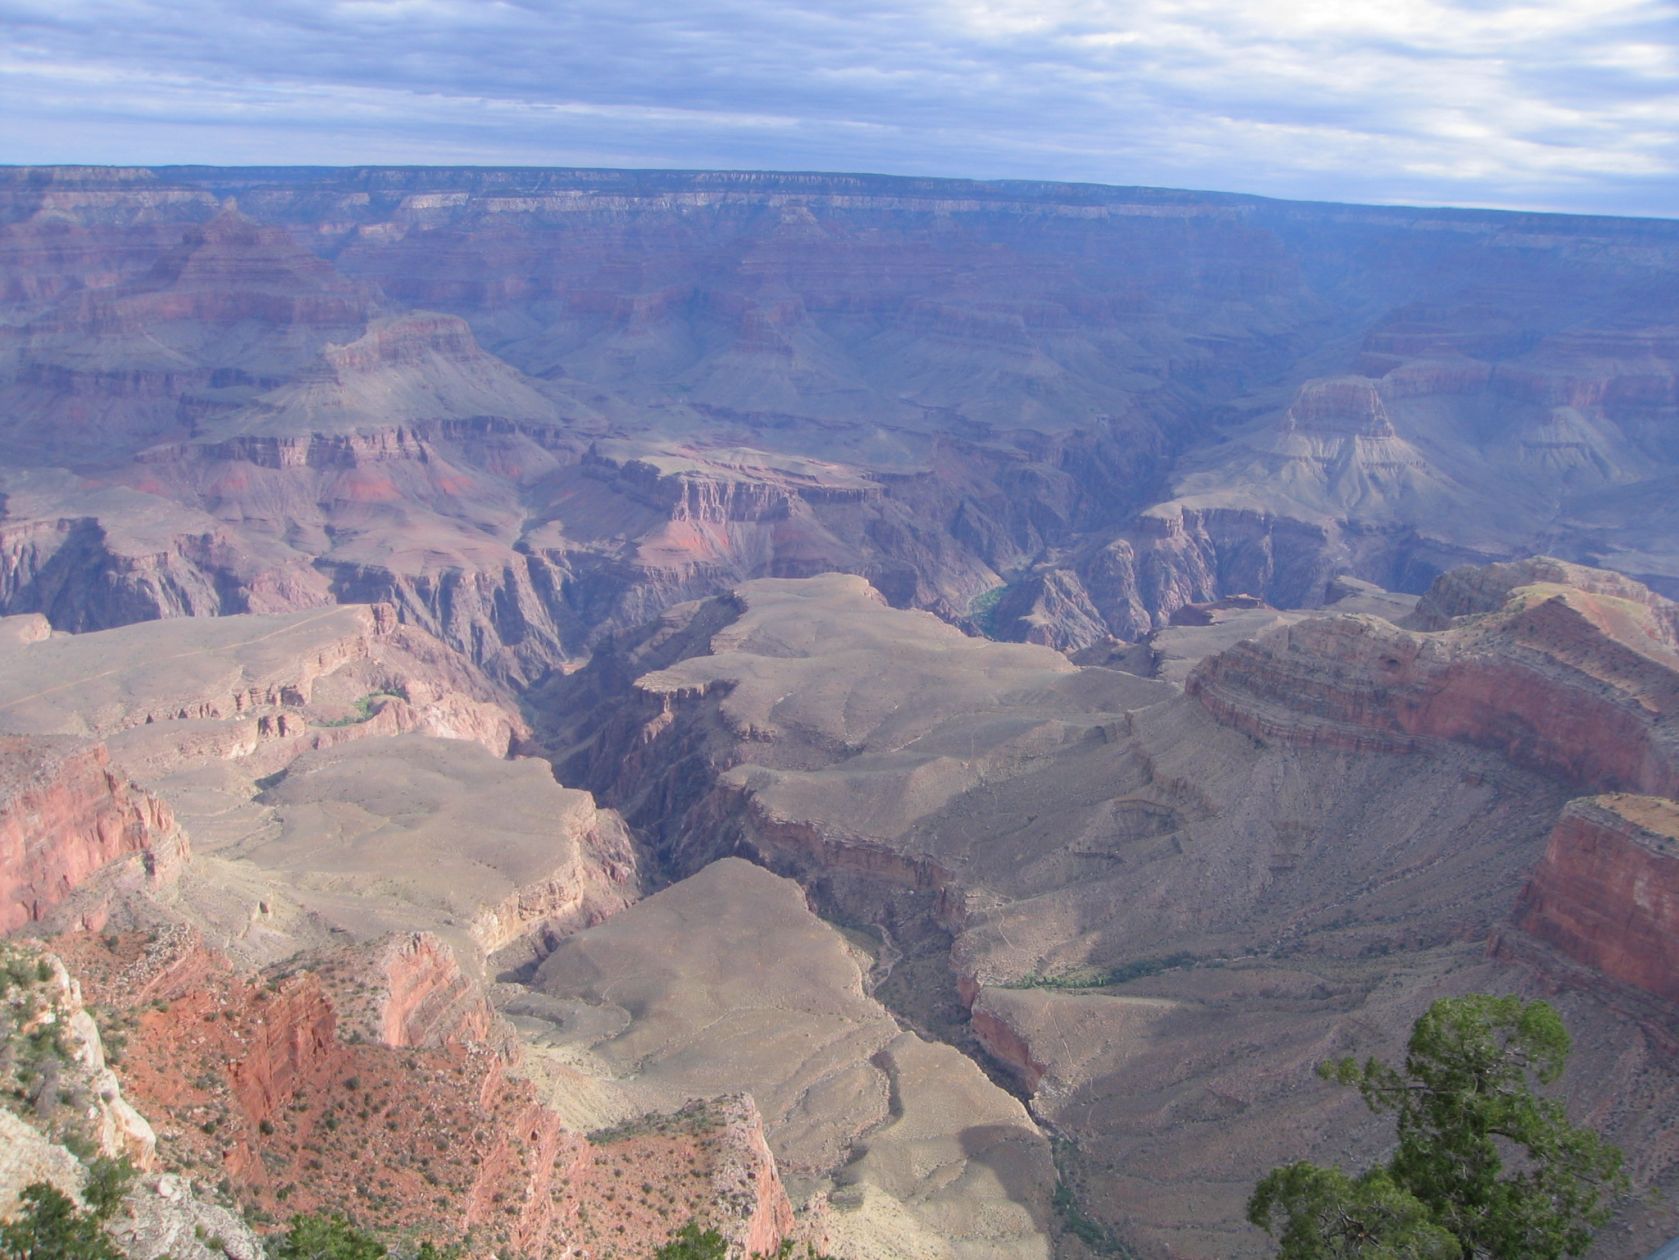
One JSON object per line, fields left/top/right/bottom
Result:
{"left": 1003, "top": 952, "right": 1199, "bottom": 990}
{"left": 316, "top": 690, "right": 406, "bottom": 729}
{"left": 1051, "top": 1139, "right": 1132, "bottom": 1256}
{"left": 0, "top": 1182, "right": 121, "bottom": 1260}
{"left": 654, "top": 1220, "right": 833, "bottom": 1259}
{"left": 79, "top": 1157, "right": 135, "bottom": 1221}
{"left": 590, "top": 1099, "right": 726, "bottom": 1144}
{"left": 272, "top": 1212, "right": 389, "bottom": 1260}
{"left": 1250, "top": 995, "right": 1628, "bottom": 1258}
{"left": 968, "top": 585, "right": 1009, "bottom": 639}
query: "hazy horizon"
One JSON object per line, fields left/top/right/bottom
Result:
{"left": 2, "top": 1, "right": 1675, "bottom": 220}
{"left": 11, "top": 159, "right": 1679, "bottom": 226}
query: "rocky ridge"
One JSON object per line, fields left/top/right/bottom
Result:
{"left": 5, "top": 167, "right": 1679, "bottom": 673}
{"left": 0, "top": 736, "right": 182, "bottom": 934}
{"left": 538, "top": 561, "right": 1679, "bottom": 1257}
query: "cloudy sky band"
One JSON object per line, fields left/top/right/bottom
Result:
{"left": 1, "top": 0, "right": 1675, "bottom": 216}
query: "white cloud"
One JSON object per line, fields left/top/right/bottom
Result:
{"left": 0, "top": 0, "right": 1674, "bottom": 215}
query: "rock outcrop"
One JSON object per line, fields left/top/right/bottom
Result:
{"left": 55, "top": 925, "right": 798, "bottom": 1259}
{"left": 372, "top": 932, "right": 496, "bottom": 1049}
{"left": 1187, "top": 559, "right": 1679, "bottom": 796}
{"left": 0, "top": 944, "right": 159, "bottom": 1170}
{"left": 0, "top": 736, "right": 180, "bottom": 933}
{"left": 1513, "top": 794, "right": 1679, "bottom": 1002}
{"left": 0, "top": 603, "right": 526, "bottom": 765}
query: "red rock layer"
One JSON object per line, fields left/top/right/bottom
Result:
{"left": 968, "top": 998, "right": 1048, "bottom": 1094}
{"left": 57, "top": 929, "right": 796, "bottom": 1257}
{"left": 1513, "top": 795, "right": 1679, "bottom": 1002}
{"left": 0, "top": 736, "right": 177, "bottom": 933}
{"left": 1187, "top": 564, "right": 1679, "bottom": 797}
{"left": 373, "top": 932, "right": 495, "bottom": 1049}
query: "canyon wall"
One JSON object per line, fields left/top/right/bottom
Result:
{"left": 1514, "top": 795, "right": 1679, "bottom": 1003}
{"left": 0, "top": 736, "right": 179, "bottom": 932}
{"left": 5, "top": 167, "right": 1678, "bottom": 670}
{"left": 1187, "top": 565, "right": 1679, "bottom": 797}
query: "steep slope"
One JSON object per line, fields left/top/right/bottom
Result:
{"left": 541, "top": 562, "right": 1679, "bottom": 1258}
{"left": 0, "top": 599, "right": 806, "bottom": 1256}
{"left": 5, "top": 167, "right": 1679, "bottom": 670}
{"left": 50, "top": 927, "right": 797, "bottom": 1258}
{"left": 527, "top": 858, "right": 1056, "bottom": 1260}
{"left": 0, "top": 736, "right": 181, "bottom": 933}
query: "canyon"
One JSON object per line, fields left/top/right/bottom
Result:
{"left": 3, "top": 167, "right": 1679, "bottom": 676}
{"left": 0, "top": 166, "right": 1676, "bottom": 1259}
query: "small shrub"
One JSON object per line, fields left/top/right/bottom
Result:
{"left": 273, "top": 1213, "right": 388, "bottom": 1260}
{"left": 82, "top": 1156, "right": 135, "bottom": 1221}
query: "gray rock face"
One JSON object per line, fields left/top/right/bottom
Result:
{"left": 107, "top": 1175, "right": 267, "bottom": 1260}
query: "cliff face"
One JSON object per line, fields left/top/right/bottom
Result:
{"left": 56, "top": 927, "right": 796, "bottom": 1259}
{"left": 0, "top": 736, "right": 180, "bottom": 933}
{"left": 0, "top": 602, "right": 526, "bottom": 769}
{"left": 6, "top": 167, "right": 1678, "bottom": 670}
{"left": 467, "top": 803, "right": 639, "bottom": 957}
{"left": 1187, "top": 560, "right": 1679, "bottom": 796}
{"left": 372, "top": 932, "right": 496, "bottom": 1049}
{"left": 1513, "top": 795, "right": 1679, "bottom": 1002}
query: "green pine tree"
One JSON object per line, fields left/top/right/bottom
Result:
{"left": 1250, "top": 995, "right": 1628, "bottom": 1259}
{"left": 0, "top": 1183, "right": 121, "bottom": 1260}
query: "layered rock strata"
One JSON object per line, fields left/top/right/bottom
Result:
{"left": 0, "top": 736, "right": 179, "bottom": 932}
{"left": 1186, "top": 560, "right": 1679, "bottom": 796}
{"left": 56, "top": 928, "right": 795, "bottom": 1258}
{"left": 1514, "top": 794, "right": 1679, "bottom": 1002}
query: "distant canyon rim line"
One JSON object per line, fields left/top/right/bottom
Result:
{"left": 0, "top": 166, "right": 1676, "bottom": 1259}
{"left": 1, "top": 165, "right": 1677, "bottom": 678}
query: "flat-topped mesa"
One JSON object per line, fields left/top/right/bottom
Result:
{"left": 0, "top": 603, "right": 526, "bottom": 762}
{"left": 0, "top": 735, "right": 180, "bottom": 933}
{"left": 1186, "top": 559, "right": 1679, "bottom": 796}
{"left": 1281, "top": 376, "right": 1397, "bottom": 438}
{"left": 468, "top": 800, "right": 640, "bottom": 958}
{"left": 585, "top": 445, "right": 878, "bottom": 522}
{"left": 1513, "top": 795, "right": 1679, "bottom": 1002}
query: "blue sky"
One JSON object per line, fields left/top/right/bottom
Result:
{"left": 2, "top": 0, "right": 1676, "bottom": 217}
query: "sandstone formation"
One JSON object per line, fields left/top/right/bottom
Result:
{"left": 1513, "top": 794, "right": 1679, "bottom": 1003}
{"left": 0, "top": 736, "right": 180, "bottom": 933}
{"left": 215, "top": 734, "right": 639, "bottom": 970}
{"left": 6, "top": 159, "right": 1679, "bottom": 1258}
{"left": 51, "top": 925, "right": 797, "bottom": 1258}
{"left": 0, "top": 602, "right": 521, "bottom": 758}
{"left": 1186, "top": 558, "right": 1679, "bottom": 795}
{"left": 529, "top": 857, "right": 1057, "bottom": 1260}
{"left": 537, "top": 565, "right": 1679, "bottom": 1257}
